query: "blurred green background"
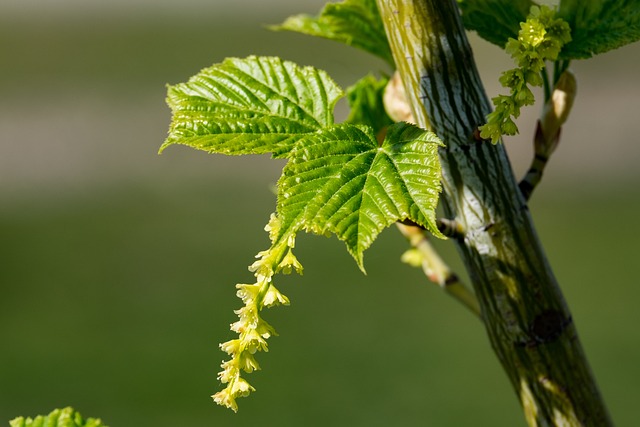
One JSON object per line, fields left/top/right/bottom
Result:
{"left": 1, "top": 1, "right": 639, "bottom": 426}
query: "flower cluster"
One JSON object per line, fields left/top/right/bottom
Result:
{"left": 480, "top": 5, "right": 572, "bottom": 144}
{"left": 213, "top": 214, "right": 303, "bottom": 412}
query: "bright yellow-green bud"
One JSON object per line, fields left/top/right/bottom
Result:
{"left": 400, "top": 248, "right": 424, "bottom": 267}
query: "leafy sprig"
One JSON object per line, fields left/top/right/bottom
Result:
{"left": 10, "top": 407, "right": 106, "bottom": 427}
{"left": 161, "top": 0, "right": 640, "bottom": 414}
{"left": 163, "top": 56, "right": 444, "bottom": 411}
{"left": 479, "top": 5, "right": 571, "bottom": 144}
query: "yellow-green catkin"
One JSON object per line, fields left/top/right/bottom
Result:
{"left": 480, "top": 5, "right": 571, "bottom": 143}
{"left": 213, "top": 214, "right": 302, "bottom": 412}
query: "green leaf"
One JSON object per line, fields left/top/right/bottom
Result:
{"left": 161, "top": 56, "right": 343, "bottom": 158}
{"left": 345, "top": 74, "right": 393, "bottom": 137}
{"left": 278, "top": 122, "right": 444, "bottom": 270}
{"left": 457, "top": 0, "right": 533, "bottom": 48}
{"left": 270, "top": 0, "right": 394, "bottom": 66}
{"left": 558, "top": 0, "right": 640, "bottom": 59}
{"left": 10, "top": 407, "right": 106, "bottom": 427}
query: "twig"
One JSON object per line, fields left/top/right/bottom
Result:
{"left": 396, "top": 223, "right": 481, "bottom": 318}
{"left": 436, "top": 218, "right": 465, "bottom": 240}
{"left": 519, "top": 69, "right": 576, "bottom": 201}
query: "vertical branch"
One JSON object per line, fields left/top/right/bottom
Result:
{"left": 377, "top": 1, "right": 612, "bottom": 425}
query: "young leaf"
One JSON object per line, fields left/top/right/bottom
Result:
{"left": 278, "top": 122, "right": 444, "bottom": 270}
{"left": 10, "top": 407, "right": 106, "bottom": 427}
{"left": 457, "top": 0, "right": 533, "bottom": 48}
{"left": 161, "top": 56, "right": 343, "bottom": 158}
{"left": 270, "top": 0, "right": 394, "bottom": 66}
{"left": 345, "top": 74, "right": 393, "bottom": 137}
{"left": 558, "top": 0, "right": 640, "bottom": 59}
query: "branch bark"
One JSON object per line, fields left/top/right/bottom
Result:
{"left": 377, "top": 1, "right": 613, "bottom": 425}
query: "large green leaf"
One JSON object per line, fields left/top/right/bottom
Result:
{"left": 10, "top": 407, "right": 106, "bottom": 427}
{"left": 558, "top": 0, "right": 640, "bottom": 59}
{"left": 345, "top": 74, "right": 393, "bottom": 137}
{"left": 278, "top": 122, "right": 444, "bottom": 270}
{"left": 271, "top": 0, "right": 394, "bottom": 66}
{"left": 457, "top": 0, "right": 533, "bottom": 48}
{"left": 161, "top": 56, "right": 343, "bottom": 158}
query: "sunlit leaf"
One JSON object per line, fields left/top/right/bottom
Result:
{"left": 558, "top": 0, "right": 640, "bottom": 59}
{"left": 271, "top": 0, "right": 393, "bottom": 66}
{"left": 278, "top": 122, "right": 444, "bottom": 270}
{"left": 161, "top": 56, "right": 343, "bottom": 158}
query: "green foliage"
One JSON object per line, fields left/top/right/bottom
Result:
{"left": 164, "top": 55, "right": 444, "bottom": 411}
{"left": 270, "top": 0, "right": 394, "bottom": 66}
{"left": 10, "top": 407, "right": 106, "bottom": 427}
{"left": 479, "top": 5, "right": 571, "bottom": 143}
{"left": 457, "top": 0, "right": 533, "bottom": 48}
{"left": 459, "top": 0, "right": 640, "bottom": 60}
{"left": 278, "top": 121, "right": 444, "bottom": 269}
{"left": 161, "top": 56, "right": 343, "bottom": 158}
{"left": 558, "top": 0, "right": 640, "bottom": 59}
{"left": 163, "top": 56, "right": 444, "bottom": 262}
{"left": 345, "top": 74, "right": 393, "bottom": 135}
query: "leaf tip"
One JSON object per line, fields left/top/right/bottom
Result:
{"left": 356, "top": 261, "right": 367, "bottom": 275}
{"left": 348, "top": 248, "right": 367, "bottom": 274}
{"left": 158, "top": 139, "right": 174, "bottom": 155}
